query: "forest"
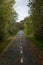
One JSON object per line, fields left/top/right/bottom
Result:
{"left": 0, "top": 0, "right": 43, "bottom": 53}
{"left": 24, "top": 0, "right": 43, "bottom": 52}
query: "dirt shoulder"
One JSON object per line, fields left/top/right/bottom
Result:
{"left": 26, "top": 38, "right": 43, "bottom": 65}
{"left": 0, "top": 36, "right": 16, "bottom": 56}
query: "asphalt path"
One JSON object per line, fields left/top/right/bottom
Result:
{"left": 0, "top": 31, "right": 40, "bottom": 65}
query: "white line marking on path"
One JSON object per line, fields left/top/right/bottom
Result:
{"left": 20, "top": 58, "right": 23, "bottom": 63}
{"left": 20, "top": 50, "right": 23, "bottom": 54}
{"left": 20, "top": 46, "right": 22, "bottom": 49}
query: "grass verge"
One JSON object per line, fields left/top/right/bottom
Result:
{"left": 0, "top": 31, "right": 18, "bottom": 53}
{"left": 0, "top": 38, "right": 12, "bottom": 53}
{"left": 28, "top": 37, "right": 43, "bottom": 53}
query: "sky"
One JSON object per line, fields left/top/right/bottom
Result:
{"left": 13, "top": 0, "right": 30, "bottom": 22}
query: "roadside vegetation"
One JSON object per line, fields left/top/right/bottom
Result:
{"left": 0, "top": 0, "right": 24, "bottom": 53}
{"left": 0, "top": 0, "right": 43, "bottom": 53}
{"left": 0, "top": 37, "right": 12, "bottom": 53}
{"left": 23, "top": 0, "right": 43, "bottom": 52}
{"left": 0, "top": 0, "right": 18, "bottom": 53}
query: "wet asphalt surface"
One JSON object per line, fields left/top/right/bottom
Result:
{"left": 0, "top": 31, "right": 40, "bottom": 65}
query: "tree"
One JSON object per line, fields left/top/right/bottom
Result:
{"left": 27, "top": 0, "right": 43, "bottom": 40}
{"left": 24, "top": 16, "right": 33, "bottom": 37}
{"left": 0, "top": 0, "right": 17, "bottom": 42}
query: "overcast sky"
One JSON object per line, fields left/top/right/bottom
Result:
{"left": 13, "top": 0, "right": 30, "bottom": 22}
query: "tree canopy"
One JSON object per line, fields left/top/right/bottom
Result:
{"left": 24, "top": 0, "right": 43, "bottom": 40}
{"left": 0, "top": 0, "right": 17, "bottom": 42}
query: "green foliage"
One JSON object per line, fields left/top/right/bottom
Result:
{"left": 24, "top": 0, "right": 43, "bottom": 52}
{"left": 25, "top": 0, "right": 43, "bottom": 40}
{"left": 0, "top": 0, "right": 17, "bottom": 43}
{"left": 31, "top": 0, "right": 43, "bottom": 40}
{"left": 24, "top": 16, "right": 33, "bottom": 37}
